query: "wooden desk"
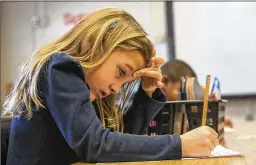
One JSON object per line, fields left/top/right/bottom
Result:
{"left": 74, "top": 119, "right": 256, "bottom": 165}
{"left": 74, "top": 157, "right": 247, "bottom": 165}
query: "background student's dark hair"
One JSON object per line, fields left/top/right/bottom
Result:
{"left": 161, "top": 59, "right": 197, "bottom": 84}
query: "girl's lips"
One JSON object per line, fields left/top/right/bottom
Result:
{"left": 97, "top": 90, "right": 107, "bottom": 99}
{"left": 97, "top": 92, "right": 103, "bottom": 99}
{"left": 86, "top": 80, "right": 106, "bottom": 99}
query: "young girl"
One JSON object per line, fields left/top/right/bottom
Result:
{"left": 3, "top": 8, "right": 219, "bottom": 165}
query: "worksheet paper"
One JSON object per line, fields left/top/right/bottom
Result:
{"left": 183, "top": 145, "right": 243, "bottom": 160}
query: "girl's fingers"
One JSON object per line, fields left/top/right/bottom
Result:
{"left": 151, "top": 57, "right": 164, "bottom": 66}
{"left": 133, "top": 70, "right": 162, "bottom": 81}
{"left": 152, "top": 48, "right": 156, "bottom": 57}
{"left": 133, "top": 68, "right": 158, "bottom": 75}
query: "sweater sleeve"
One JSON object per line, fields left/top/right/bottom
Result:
{"left": 40, "top": 52, "right": 182, "bottom": 163}
{"left": 123, "top": 86, "right": 166, "bottom": 135}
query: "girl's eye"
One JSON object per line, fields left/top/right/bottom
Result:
{"left": 119, "top": 69, "right": 126, "bottom": 77}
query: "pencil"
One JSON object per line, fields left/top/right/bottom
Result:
{"left": 202, "top": 75, "right": 211, "bottom": 126}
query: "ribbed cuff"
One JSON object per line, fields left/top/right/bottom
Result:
{"left": 168, "top": 134, "right": 182, "bottom": 159}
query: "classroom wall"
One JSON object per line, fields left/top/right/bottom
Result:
{"left": 1, "top": 2, "right": 36, "bottom": 100}
{"left": 1, "top": 2, "right": 255, "bottom": 120}
{"left": 0, "top": 2, "right": 167, "bottom": 100}
{"left": 173, "top": 2, "right": 256, "bottom": 96}
{"left": 0, "top": 3, "right": 2, "bottom": 103}
{"left": 172, "top": 2, "right": 256, "bottom": 119}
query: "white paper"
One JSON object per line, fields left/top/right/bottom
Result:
{"left": 182, "top": 145, "right": 243, "bottom": 160}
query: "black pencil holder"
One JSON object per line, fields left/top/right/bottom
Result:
{"left": 148, "top": 99, "right": 227, "bottom": 144}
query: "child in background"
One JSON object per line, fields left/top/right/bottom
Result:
{"left": 161, "top": 59, "right": 197, "bottom": 101}
{"left": 160, "top": 59, "right": 233, "bottom": 127}
{"left": 2, "top": 8, "right": 219, "bottom": 165}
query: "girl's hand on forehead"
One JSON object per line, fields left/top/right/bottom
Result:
{"left": 133, "top": 48, "right": 165, "bottom": 97}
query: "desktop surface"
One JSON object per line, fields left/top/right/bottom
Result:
{"left": 73, "top": 118, "right": 256, "bottom": 165}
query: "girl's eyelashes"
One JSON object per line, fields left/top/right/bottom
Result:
{"left": 119, "top": 68, "right": 126, "bottom": 77}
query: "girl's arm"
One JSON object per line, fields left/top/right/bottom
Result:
{"left": 41, "top": 53, "right": 182, "bottom": 162}
{"left": 123, "top": 86, "right": 166, "bottom": 135}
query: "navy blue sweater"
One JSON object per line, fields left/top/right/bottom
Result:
{"left": 7, "top": 53, "right": 181, "bottom": 165}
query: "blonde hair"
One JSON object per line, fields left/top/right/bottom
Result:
{"left": 2, "top": 8, "right": 153, "bottom": 132}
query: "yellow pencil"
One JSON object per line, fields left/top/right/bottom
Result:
{"left": 202, "top": 75, "right": 211, "bottom": 126}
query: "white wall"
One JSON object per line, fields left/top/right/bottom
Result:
{"left": 1, "top": 2, "right": 36, "bottom": 98}
{"left": 36, "top": 2, "right": 167, "bottom": 48}
{"left": 1, "top": 2, "right": 167, "bottom": 99}
{"left": 1, "top": 2, "right": 255, "bottom": 119}
{"left": 174, "top": 2, "right": 256, "bottom": 96}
